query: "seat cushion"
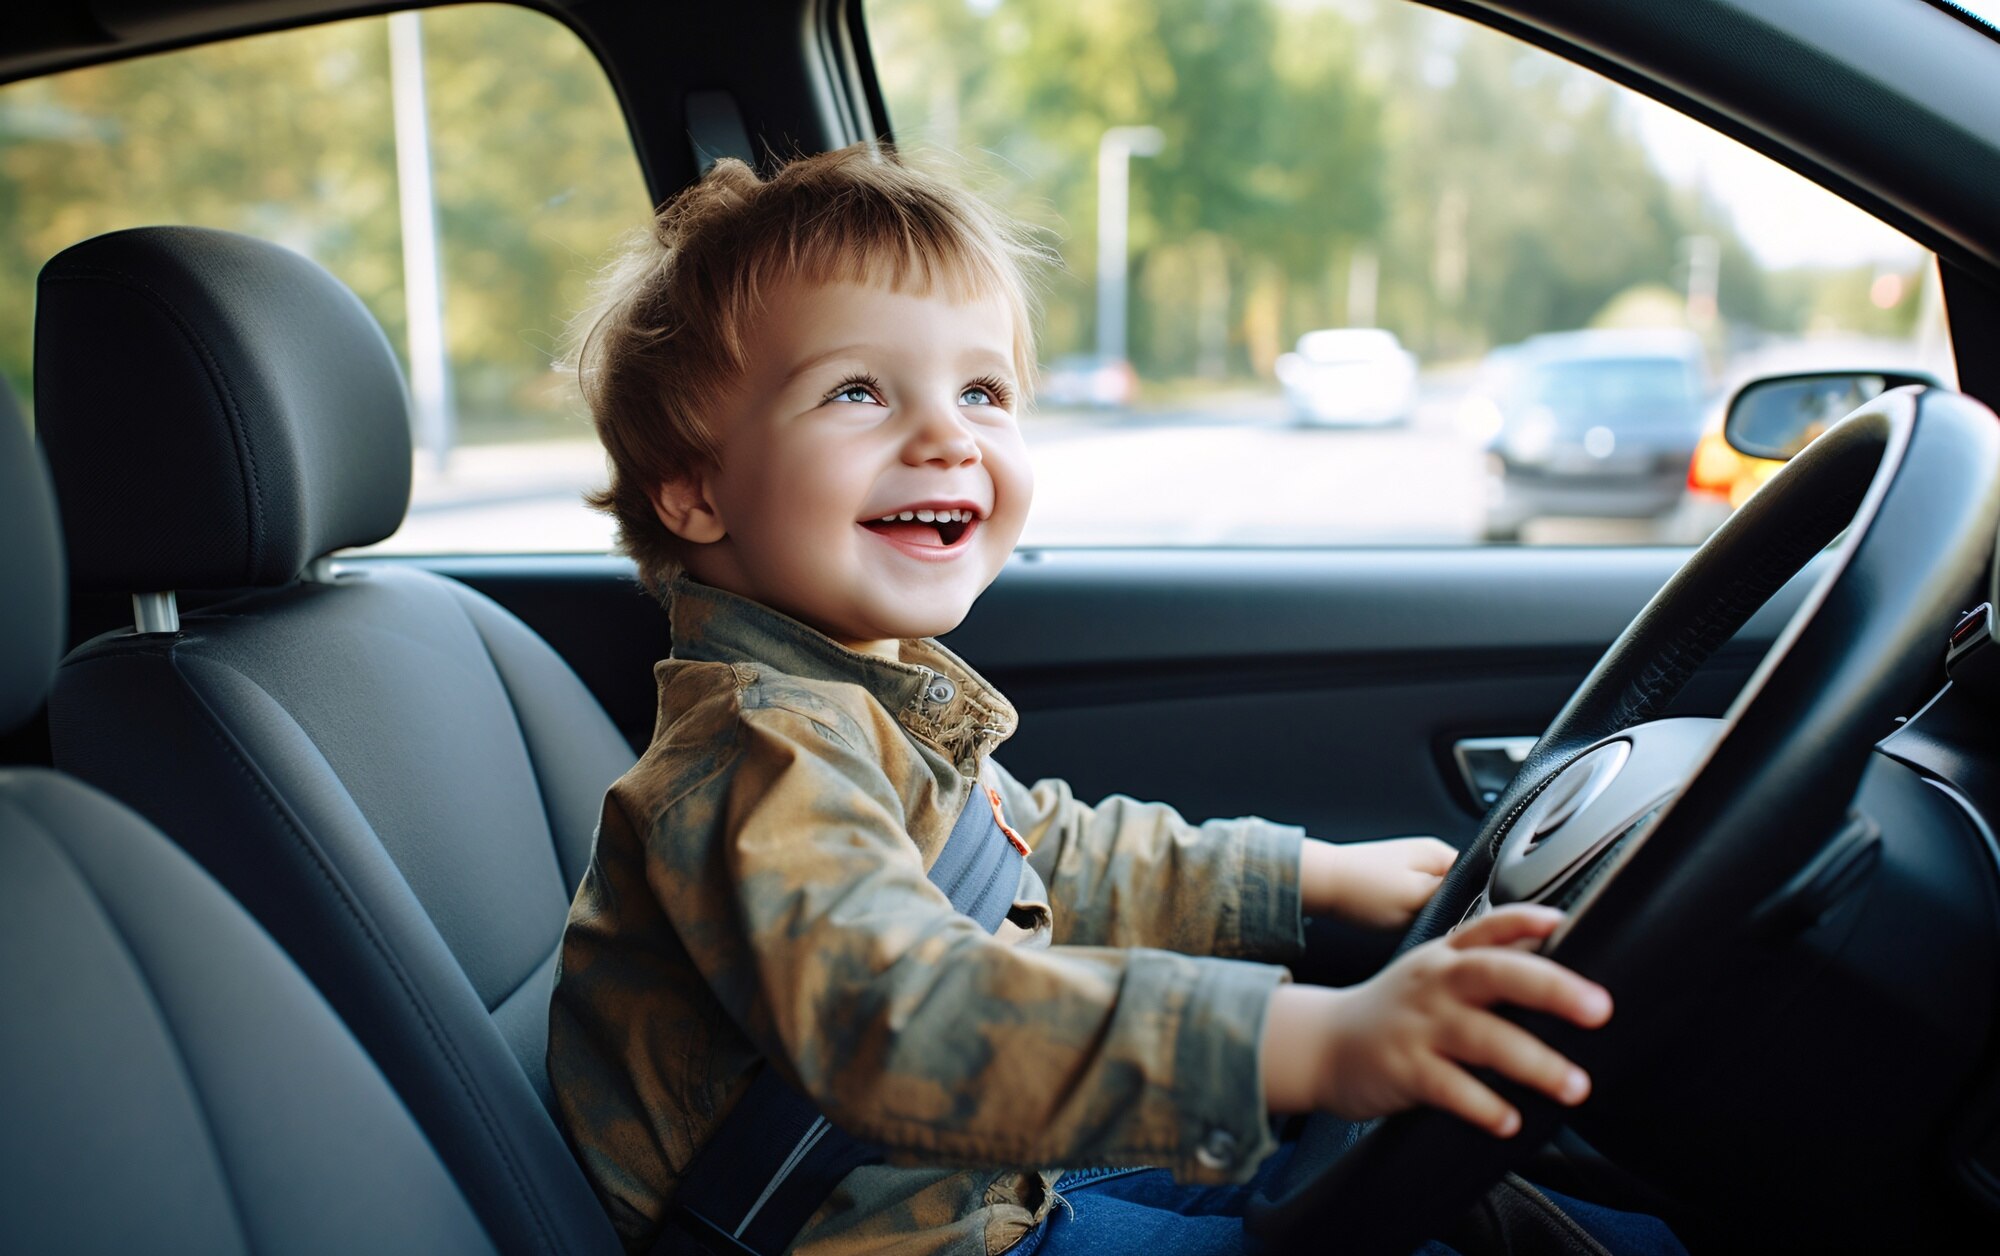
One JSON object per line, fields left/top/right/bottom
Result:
{"left": 0, "top": 767, "right": 496, "bottom": 1255}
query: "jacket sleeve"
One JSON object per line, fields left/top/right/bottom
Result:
{"left": 644, "top": 699, "right": 1286, "bottom": 1183}
{"left": 989, "top": 760, "right": 1306, "bottom": 962}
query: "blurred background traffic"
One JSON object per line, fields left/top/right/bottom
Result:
{"left": 0, "top": 0, "right": 1950, "bottom": 554}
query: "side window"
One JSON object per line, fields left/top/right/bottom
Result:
{"left": 864, "top": 0, "right": 1951, "bottom": 547}
{"left": 0, "top": 3, "right": 646, "bottom": 554}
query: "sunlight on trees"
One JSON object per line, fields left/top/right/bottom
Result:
{"left": 0, "top": 5, "right": 646, "bottom": 439}
{"left": 868, "top": 0, "right": 1916, "bottom": 387}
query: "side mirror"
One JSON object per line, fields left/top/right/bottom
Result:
{"left": 1724, "top": 370, "right": 1939, "bottom": 460}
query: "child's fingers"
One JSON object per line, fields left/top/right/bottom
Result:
{"left": 1415, "top": 1056, "right": 1524, "bottom": 1138}
{"left": 1410, "top": 837, "right": 1457, "bottom": 875}
{"left": 1447, "top": 903, "right": 1566, "bottom": 951}
{"left": 1441, "top": 1008, "right": 1592, "bottom": 1108}
{"left": 1449, "top": 949, "right": 1614, "bottom": 1029}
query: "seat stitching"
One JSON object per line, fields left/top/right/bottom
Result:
{"left": 64, "top": 646, "right": 566, "bottom": 1256}
{"left": 43, "top": 263, "right": 269, "bottom": 577}
{"left": 2, "top": 786, "right": 256, "bottom": 1254}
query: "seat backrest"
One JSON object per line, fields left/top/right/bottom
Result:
{"left": 0, "top": 384, "right": 496, "bottom": 1256}
{"left": 35, "top": 226, "right": 633, "bottom": 1256}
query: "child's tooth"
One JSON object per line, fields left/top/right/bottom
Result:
{"left": 880, "top": 514, "right": 896, "bottom": 522}
{"left": 917, "top": 509, "right": 936, "bottom": 523}
{"left": 898, "top": 511, "right": 916, "bottom": 521}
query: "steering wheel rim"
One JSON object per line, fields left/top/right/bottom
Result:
{"left": 1249, "top": 386, "right": 2000, "bottom": 1254}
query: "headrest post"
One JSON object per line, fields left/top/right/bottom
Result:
{"left": 131, "top": 592, "right": 180, "bottom": 635}
{"left": 303, "top": 556, "right": 342, "bottom": 584}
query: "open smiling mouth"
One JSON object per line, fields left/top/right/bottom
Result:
{"left": 860, "top": 507, "right": 979, "bottom": 549}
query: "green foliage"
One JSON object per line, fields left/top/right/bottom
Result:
{"left": 871, "top": 0, "right": 1384, "bottom": 374}
{"left": 870, "top": 0, "right": 1855, "bottom": 379}
{"left": 0, "top": 5, "right": 647, "bottom": 438}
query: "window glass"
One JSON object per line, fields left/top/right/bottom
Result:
{"left": 0, "top": 4, "right": 645, "bottom": 554}
{"left": 1937, "top": 1, "right": 2000, "bottom": 36}
{"left": 865, "top": 0, "right": 1951, "bottom": 546}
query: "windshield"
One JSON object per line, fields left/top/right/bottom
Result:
{"left": 1934, "top": 1, "right": 2000, "bottom": 35}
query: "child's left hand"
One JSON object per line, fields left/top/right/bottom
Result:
{"left": 1301, "top": 835, "right": 1458, "bottom": 930}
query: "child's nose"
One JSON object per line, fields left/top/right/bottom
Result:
{"left": 902, "top": 406, "right": 981, "bottom": 467}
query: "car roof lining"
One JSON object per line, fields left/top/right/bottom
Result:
{"left": 3, "top": 0, "right": 1997, "bottom": 284}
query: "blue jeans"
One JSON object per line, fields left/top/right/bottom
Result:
{"left": 1008, "top": 1146, "right": 1685, "bottom": 1256}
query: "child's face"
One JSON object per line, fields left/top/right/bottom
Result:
{"left": 660, "top": 278, "right": 1032, "bottom": 656}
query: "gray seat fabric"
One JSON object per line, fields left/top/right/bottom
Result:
{"left": 0, "top": 390, "right": 494, "bottom": 1255}
{"left": 36, "top": 227, "right": 634, "bottom": 1256}
{"left": 0, "top": 382, "right": 60, "bottom": 731}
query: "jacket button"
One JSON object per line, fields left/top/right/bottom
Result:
{"left": 957, "top": 757, "right": 977, "bottom": 775}
{"left": 1195, "top": 1128, "right": 1239, "bottom": 1172}
{"left": 927, "top": 677, "right": 957, "bottom": 705}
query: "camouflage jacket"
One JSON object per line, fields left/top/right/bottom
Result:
{"left": 549, "top": 576, "right": 1306, "bottom": 1256}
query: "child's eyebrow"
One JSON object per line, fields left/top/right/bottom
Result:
{"left": 781, "top": 345, "right": 878, "bottom": 387}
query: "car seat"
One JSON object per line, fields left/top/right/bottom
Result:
{"left": 35, "top": 226, "right": 635, "bottom": 1256}
{"left": 0, "top": 382, "right": 498, "bottom": 1255}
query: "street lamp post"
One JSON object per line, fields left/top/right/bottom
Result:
{"left": 1096, "top": 125, "right": 1165, "bottom": 369}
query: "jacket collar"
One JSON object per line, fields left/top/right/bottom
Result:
{"left": 663, "top": 574, "right": 1017, "bottom": 765}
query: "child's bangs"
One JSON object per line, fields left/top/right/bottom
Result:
{"left": 763, "top": 212, "right": 1017, "bottom": 309}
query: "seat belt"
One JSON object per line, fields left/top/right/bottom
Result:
{"left": 654, "top": 786, "right": 1025, "bottom": 1256}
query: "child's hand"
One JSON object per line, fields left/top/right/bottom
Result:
{"left": 1261, "top": 905, "right": 1611, "bottom": 1137}
{"left": 1303, "top": 835, "right": 1458, "bottom": 929}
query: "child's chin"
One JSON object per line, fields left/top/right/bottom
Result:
{"left": 865, "top": 599, "right": 973, "bottom": 642}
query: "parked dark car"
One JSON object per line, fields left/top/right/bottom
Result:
{"left": 1475, "top": 329, "right": 1708, "bottom": 540}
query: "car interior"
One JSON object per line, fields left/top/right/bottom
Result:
{"left": 8, "top": 1, "right": 2000, "bottom": 1254}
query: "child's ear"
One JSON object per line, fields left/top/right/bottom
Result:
{"left": 650, "top": 474, "right": 727, "bottom": 545}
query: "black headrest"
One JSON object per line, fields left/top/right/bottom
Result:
{"left": 0, "top": 383, "right": 63, "bottom": 733}
{"left": 35, "top": 227, "right": 413, "bottom": 590}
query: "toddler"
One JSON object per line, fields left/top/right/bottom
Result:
{"left": 549, "top": 146, "right": 1664, "bottom": 1256}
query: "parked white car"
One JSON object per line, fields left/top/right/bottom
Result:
{"left": 1274, "top": 327, "right": 1418, "bottom": 426}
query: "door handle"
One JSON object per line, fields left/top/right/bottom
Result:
{"left": 1452, "top": 736, "right": 1537, "bottom": 810}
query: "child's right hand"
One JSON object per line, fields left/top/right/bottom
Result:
{"left": 1261, "top": 904, "right": 1611, "bottom": 1138}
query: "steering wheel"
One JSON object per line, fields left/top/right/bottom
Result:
{"left": 1248, "top": 386, "right": 2000, "bottom": 1254}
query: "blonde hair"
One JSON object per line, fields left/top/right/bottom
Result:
{"left": 570, "top": 144, "right": 1044, "bottom": 591}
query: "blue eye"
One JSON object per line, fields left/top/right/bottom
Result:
{"left": 825, "top": 375, "right": 885, "bottom": 406}
{"left": 962, "top": 375, "right": 1014, "bottom": 410}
